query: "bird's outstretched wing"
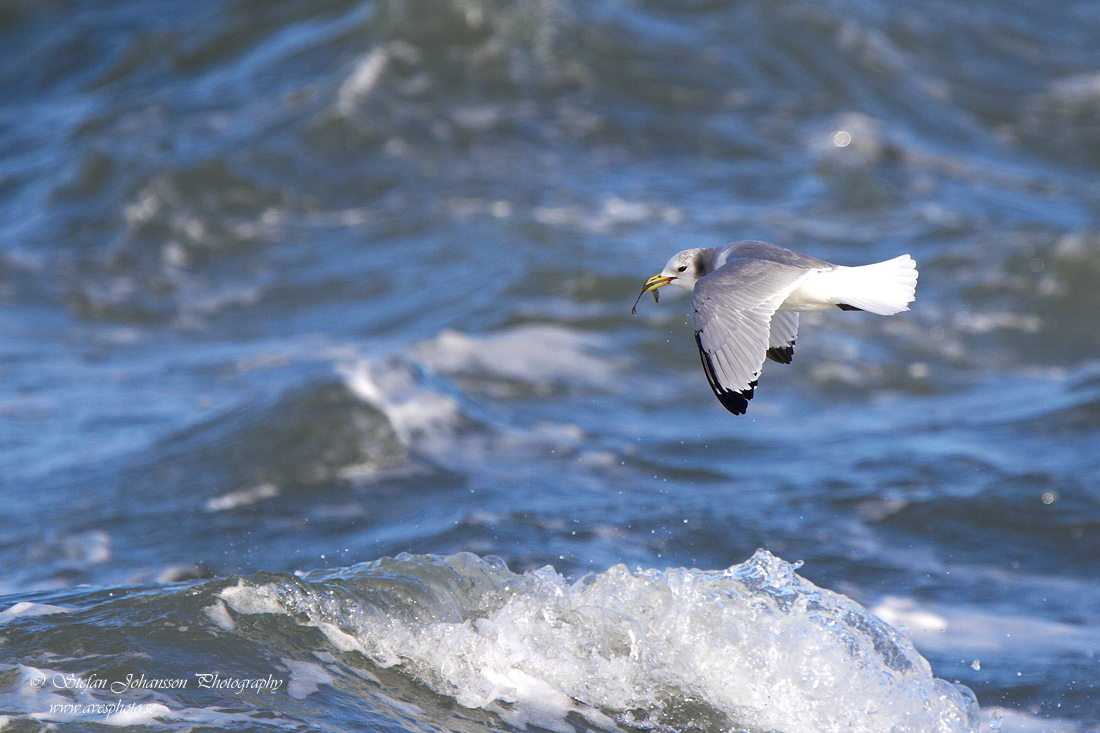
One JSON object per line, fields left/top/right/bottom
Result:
{"left": 692, "top": 259, "right": 815, "bottom": 414}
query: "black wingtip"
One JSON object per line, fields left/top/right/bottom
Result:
{"left": 715, "top": 385, "right": 755, "bottom": 415}
{"left": 695, "top": 332, "right": 758, "bottom": 415}
{"left": 766, "top": 345, "right": 794, "bottom": 365}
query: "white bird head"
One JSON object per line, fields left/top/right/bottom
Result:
{"left": 632, "top": 248, "right": 708, "bottom": 314}
{"left": 659, "top": 248, "right": 708, "bottom": 291}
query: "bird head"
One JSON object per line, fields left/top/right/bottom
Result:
{"left": 632, "top": 248, "right": 706, "bottom": 314}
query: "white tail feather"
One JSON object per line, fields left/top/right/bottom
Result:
{"left": 828, "top": 255, "right": 918, "bottom": 315}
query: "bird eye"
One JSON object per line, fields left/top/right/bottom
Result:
{"left": 677, "top": 265, "right": 687, "bottom": 272}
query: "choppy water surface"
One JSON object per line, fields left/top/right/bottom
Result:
{"left": 1, "top": 0, "right": 1098, "bottom": 730}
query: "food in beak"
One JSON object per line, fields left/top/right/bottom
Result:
{"left": 631, "top": 275, "right": 674, "bottom": 314}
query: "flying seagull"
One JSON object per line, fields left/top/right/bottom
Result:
{"left": 633, "top": 241, "right": 917, "bottom": 415}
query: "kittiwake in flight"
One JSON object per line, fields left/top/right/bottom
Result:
{"left": 633, "top": 241, "right": 917, "bottom": 415}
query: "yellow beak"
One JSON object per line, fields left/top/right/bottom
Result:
{"left": 632, "top": 275, "right": 676, "bottom": 314}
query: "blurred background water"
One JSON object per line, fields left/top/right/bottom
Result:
{"left": 1, "top": 0, "right": 1098, "bottom": 730}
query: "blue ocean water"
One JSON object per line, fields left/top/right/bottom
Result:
{"left": 1, "top": 0, "right": 1098, "bottom": 730}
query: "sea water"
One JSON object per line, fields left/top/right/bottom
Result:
{"left": 2, "top": 0, "right": 1098, "bottom": 730}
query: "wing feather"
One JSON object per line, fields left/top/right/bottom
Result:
{"left": 692, "top": 259, "right": 816, "bottom": 414}
{"left": 766, "top": 311, "right": 799, "bottom": 364}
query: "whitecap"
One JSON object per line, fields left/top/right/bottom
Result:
{"left": 225, "top": 550, "right": 981, "bottom": 733}
{"left": 0, "top": 601, "right": 70, "bottom": 624}
{"left": 413, "top": 325, "right": 619, "bottom": 393}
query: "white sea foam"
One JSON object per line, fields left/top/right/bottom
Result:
{"left": 531, "top": 197, "right": 682, "bottom": 234}
{"left": 61, "top": 530, "right": 111, "bottom": 565}
{"left": 282, "top": 659, "right": 334, "bottom": 700}
{"left": 220, "top": 578, "right": 287, "bottom": 616}
{"left": 204, "top": 483, "right": 280, "bottom": 513}
{"left": 337, "top": 48, "right": 389, "bottom": 116}
{"left": 339, "top": 328, "right": 603, "bottom": 470}
{"left": 0, "top": 601, "right": 70, "bottom": 623}
{"left": 873, "top": 596, "right": 1100, "bottom": 657}
{"left": 413, "top": 325, "right": 619, "bottom": 394}
{"left": 203, "top": 598, "right": 235, "bottom": 631}
{"left": 342, "top": 357, "right": 462, "bottom": 449}
{"left": 220, "top": 551, "right": 980, "bottom": 733}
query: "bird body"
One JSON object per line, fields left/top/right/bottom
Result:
{"left": 634, "top": 241, "right": 917, "bottom": 415}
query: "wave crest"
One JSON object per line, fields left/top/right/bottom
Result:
{"left": 219, "top": 550, "right": 980, "bottom": 733}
